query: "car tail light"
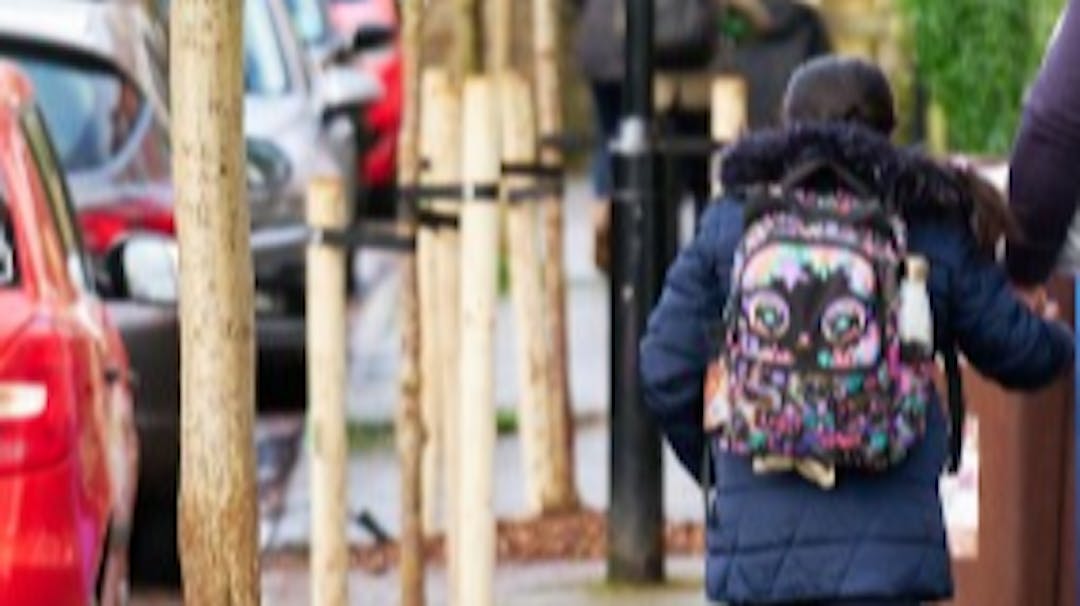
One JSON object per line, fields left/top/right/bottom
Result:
{"left": 364, "top": 53, "right": 400, "bottom": 133}
{"left": 0, "top": 384, "right": 46, "bottom": 420}
{"left": 80, "top": 199, "right": 176, "bottom": 256}
{"left": 0, "top": 327, "right": 76, "bottom": 472}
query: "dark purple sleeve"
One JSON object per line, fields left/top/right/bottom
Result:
{"left": 1007, "top": 0, "right": 1080, "bottom": 286}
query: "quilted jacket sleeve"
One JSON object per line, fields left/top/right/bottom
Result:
{"left": 1007, "top": 0, "right": 1080, "bottom": 285}
{"left": 920, "top": 221, "right": 1075, "bottom": 390}
{"left": 640, "top": 202, "right": 741, "bottom": 480}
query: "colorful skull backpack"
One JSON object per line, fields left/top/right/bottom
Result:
{"left": 705, "top": 160, "right": 951, "bottom": 485}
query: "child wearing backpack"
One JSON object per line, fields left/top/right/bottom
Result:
{"left": 640, "top": 56, "right": 1074, "bottom": 605}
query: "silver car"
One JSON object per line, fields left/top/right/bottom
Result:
{"left": 243, "top": 0, "right": 381, "bottom": 309}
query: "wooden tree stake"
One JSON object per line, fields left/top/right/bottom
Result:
{"left": 532, "top": 0, "right": 579, "bottom": 512}
{"left": 489, "top": 0, "right": 512, "bottom": 73}
{"left": 456, "top": 76, "right": 499, "bottom": 606}
{"left": 171, "top": 0, "right": 259, "bottom": 602}
{"left": 419, "top": 66, "right": 463, "bottom": 560}
{"left": 710, "top": 75, "right": 748, "bottom": 197}
{"left": 306, "top": 178, "right": 350, "bottom": 606}
{"left": 398, "top": 0, "right": 426, "bottom": 603}
{"left": 453, "top": 0, "right": 483, "bottom": 82}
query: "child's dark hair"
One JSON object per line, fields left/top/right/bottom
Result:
{"left": 782, "top": 55, "right": 1022, "bottom": 253}
{"left": 782, "top": 56, "right": 897, "bottom": 136}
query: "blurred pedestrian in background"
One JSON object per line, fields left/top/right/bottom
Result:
{"left": 574, "top": 0, "right": 829, "bottom": 272}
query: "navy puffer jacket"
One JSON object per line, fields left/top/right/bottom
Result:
{"left": 641, "top": 124, "right": 1074, "bottom": 604}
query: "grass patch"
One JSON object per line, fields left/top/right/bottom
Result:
{"left": 346, "top": 420, "right": 395, "bottom": 451}
{"left": 498, "top": 252, "right": 511, "bottom": 297}
{"left": 346, "top": 409, "right": 520, "bottom": 452}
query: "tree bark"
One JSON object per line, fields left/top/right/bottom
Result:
{"left": 457, "top": 77, "right": 499, "bottom": 606}
{"left": 306, "top": 178, "right": 350, "bottom": 606}
{"left": 453, "top": 0, "right": 484, "bottom": 83}
{"left": 398, "top": 0, "right": 426, "bottom": 603}
{"left": 488, "top": 0, "right": 513, "bottom": 73}
{"left": 532, "top": 0, "right": 579, "bottom": 512}
{"left": 171, "top": 0, "right": 259, "bottom": 603}
{"left": 417, "top": 228, "right": 441, "bottom": 535}
{"left": 499, "top": 72, "right": 560, "bottom": 515}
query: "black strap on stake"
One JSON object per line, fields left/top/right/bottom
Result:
{"left": 507, "top": 181, "right": 564, "bottom": 203}
{"left": 502, "top": 161, "right": 566, "bottom": 203}
{"left": 417, "top": 208, "right": 460, "bottom": 230}
{"left": 501, "top": 161, "right": 564, "bottom": 180}
{"left": 398, "top": 182, "right": 500, "bottom": 204}
{"left": 541, "top": 131, "right": 725, "bottom": 159}
{"left": 309, "top": 224, "right": 416, "bottom": 253}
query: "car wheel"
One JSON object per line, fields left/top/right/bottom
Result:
{"left": 129, "top": 489, "right": 181, "bottom": 588}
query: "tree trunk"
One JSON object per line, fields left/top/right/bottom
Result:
{"left": 531, "top": 0, "right": 579, "bottom": 512}
{"left": 398, "top": 0, "right": 426, "bottom": 603}
{"left": 488, "top": 0, "right": 513, "bottom": 73}
{"left": 499, "top": 73, "right": 560, "bottom": 515}
{"left": 457, "top": 76, "right": 499, "bottom": 606}
{"left": 417, "top": 227, "right": 441, "bottom": 535}
{"left": 171, "top": 0, "right": 259, "bottom": 603}
{"left": 453, "top": 0, "right": 483, "bottom": 83}
{"left": 306, "top": 178, "right": 350, "bottom": 606}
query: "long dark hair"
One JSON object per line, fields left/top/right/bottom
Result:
{"left": 781, "top": 56, "right": 1021, "bottom": 253}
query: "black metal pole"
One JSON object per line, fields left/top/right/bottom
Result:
{"left": 608, "top": 0, "right": 664, "bottom": 584}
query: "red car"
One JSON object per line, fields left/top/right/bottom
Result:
{"left": 0, "top": 63, "right": 138, "bottom": 605}
{"left": 328, "top": 0, "right": 401, "bottom": 216}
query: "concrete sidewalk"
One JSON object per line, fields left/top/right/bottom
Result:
{"left": 260, "top": 557, "right": 708, "bottom": 606}
{"left": 134, "top": 557, "right": 709, "bottom": 605}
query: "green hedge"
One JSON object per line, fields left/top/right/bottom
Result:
{"left": 899, "top": 0, "right": 1066, "bottom": 154}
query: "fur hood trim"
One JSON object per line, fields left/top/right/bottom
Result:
{"left": 720, "top": 122, "right": 971, "bottom": 219}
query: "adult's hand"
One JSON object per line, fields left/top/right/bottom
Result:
{"left": 1015, "top": 285, "right": 1060, "bottom": 321}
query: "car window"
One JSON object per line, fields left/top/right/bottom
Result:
{"left": 246, "top": 0, "right": 293, "bottom": 95}
{"left": 3, "top": 52, "right": 142, "bottom": 171}
{"left": 1, "top": 50, "right": 172, "bottom": 192}
{"left": 284, "top": 0, "right": 333, "bottom": 46}
{"left": 21, "top": 108, "right": 93, "bottom": 292}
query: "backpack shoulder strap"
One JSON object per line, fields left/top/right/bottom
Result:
{"left": 941, "top": 337, "right": 966, "bottom": 474}
{"left": 781, "top": 157, "right": 876, "bottom": 200}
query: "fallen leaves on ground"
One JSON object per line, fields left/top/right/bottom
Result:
{"left": 262, "top": 508, "right": 704, "bottom": 575}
